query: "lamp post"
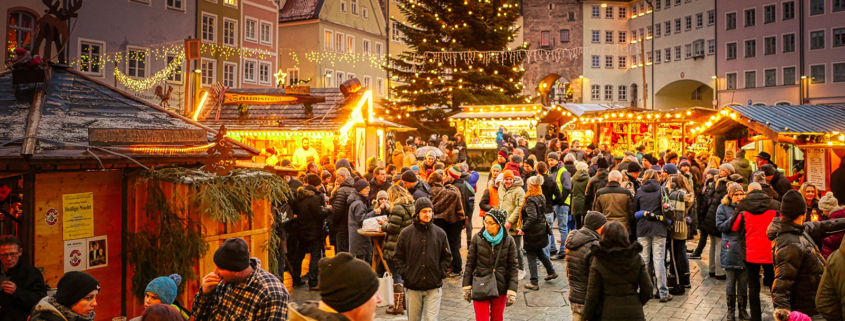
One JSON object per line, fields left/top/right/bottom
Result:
{"left": 712, "top": 75, "right": 718, "bottom": 108}
{"left": 800, "top": 75, "right": 807, "bottom": 104}
{"left": 579, "top": 75, "right": 584, "bottom": 103}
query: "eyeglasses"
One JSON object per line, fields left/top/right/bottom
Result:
{"left": 0, "top": 252, "right": 20, "bottom": 259}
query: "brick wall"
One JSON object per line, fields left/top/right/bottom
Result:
{"left": 522, "top": 0, "right": 584, "bottom": 102}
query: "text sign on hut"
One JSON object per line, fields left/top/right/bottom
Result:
{"left": 224, "top": 93, "right": 298, "bottom": 105}
{"left": 88, "top": 128, "right": 208, "bottom": 146}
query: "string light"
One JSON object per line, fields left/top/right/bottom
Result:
{"left": 112, "top": 142, "right": 217, "bottom": 154}
{"left": 114, "top": 52, "right": 184, "bottom": 91}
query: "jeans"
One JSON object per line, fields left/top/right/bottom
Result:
{"left": 638, "top": 236, "right": 669, "bottom": 298}
{"left": 472, "top": 294, "right": 507, "bottom": 321}
{"left": 551, "top": 205, "right": 570, "bottom": 251}
{"left": 512, "top": 235, "right": 524, "bottom": 270}
{"left": 525, "top": 249, "right": 555, "bottom": 285}
{"left": 744, "top": 261, "right": 775, "bottom": 321}
{"left": 335, "top": 231, "right": 349, "bottom": 253}
{"left": 433, "top": 219, "right": 463, "bottom": 273}
{"left": 406, "top": 288, "right": 442, "bottom": 321}
{"left": 570, "top": 303, "right": 585, "bottom": 321}
{"left": 290, "top": 239, "right": 322, "bottom": 287}
{"left": 543, "top": 213, "right": 555, "bottom": 257}
{"left": 726, "top": 269, "right": 748, "bottom": 296}
{"left": 387, "top": 260, "right": 403, "bottom": 284}
{"left": 709, "top": 235, "right": 724, "bottom": 276}
{"left": 694, "top": 230, "right": 708, "bottom": 255}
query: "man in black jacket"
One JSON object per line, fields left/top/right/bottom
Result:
{"left": 564, "top": 212, "right": 607, "bottom": 321}
{"left": 331, "top": 168, "right": 356, "bottom": 253}
{"left": 394, "top": 197, "right": 451, "bottom": 321}
{"left": 289, "top": 173, "right": 332, "bottom": 290}
{"left": 0, "top": 235, "right": 48, "bottom": 321}
{"left": 761, "top": 164, "right": 792, "bottom": 202}
{"left": 585, "top": 157, "right": 610, "bottom": 213}
{"left": 446, "top": 166, "right": 474, "bottom": 248}
{"left": 368, "top": 167, "right": 392, "bottom": 201}
{"left": 401, "top": 170, "right": 430, "bottom": 200}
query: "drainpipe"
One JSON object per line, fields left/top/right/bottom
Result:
{"left": 713, "top": 0, "right": 718, "bottom": 108}
{"left": 647, "top": 0, "right": 654, "bottom": 110}
{"left": 799, "top": 0, "right": 805, "bottom": 104}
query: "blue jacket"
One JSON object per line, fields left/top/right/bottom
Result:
{"left": 633, "top": 179, "right": 671, "bottom": 238}
{"left": 716, "top": 200, "right": 745, "bottom": 270}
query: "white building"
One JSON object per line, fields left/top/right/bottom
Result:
{"left": 581, "top": 0, "right": 717, "bottom": 110}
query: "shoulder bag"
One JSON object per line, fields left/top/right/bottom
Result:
{"left": 472, "top": 240, "right": 502, "bottom": 301}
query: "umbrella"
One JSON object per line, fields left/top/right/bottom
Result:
{"left": 416, "top": 146, "right": 443, "bottom": 158}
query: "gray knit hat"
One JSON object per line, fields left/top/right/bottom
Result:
{"left": 752, "top": 171, "right": 767, "bottom": 184}
{"left": 720, "top": 163, "right": 736, "bottom": 176}
{"left": 584, "top": 211, "right": 607, "bottom": 231}
{"left": 819, "top": 192, "right": 840, "bottom": 212}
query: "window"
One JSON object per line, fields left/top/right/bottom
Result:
{"left": 811, "top": 0, "right": 824, "bottom": 15}
{"left": 351, "top": 0, "right": 358, "bottom": 15}
{"left": 166, "top": 54, "right": 182, "bottom": 82}
{"left": 336, "top": 32, "right": 344, "bottom": 52}
{"left": 223, "top": 62, "right": 235, "bottom": 87}
{"left": 764, "top": 5, "right": 776, "bottom": 23}
{"left": 335, "top": 71, "right": 345, "bottom": 87}
{"left": 324, "top": 30, "right": 333, "bottom": 50}
{"left": 560, "top": 29, "right": 570, "bottom": 43}
{"left": 259, "top": 62, "right": 271, "bottom": 85}
{"left": 783, "top": 1, "right": 795, "bottom": 19}
{"left": 619, "top": 56, "right": 627, "bottom": 68}
{"left": 167, "top": 0, "right": 184, "bottom": 11}
{"left": 685, "top": 44, "right": 692, "bottom": 58}
{"left": 245, "top": 19, "right": 257, "bottom": 41}
{"left": 605, "top": 56, "right": 613, "bottom": 68}
{"left": 665, "top": 48, "right": 671, "bottom": 62}
{"left": 632, "top": 55, "right": 637, "bottom": 66}
{"left": 223, "top": 0, "right": 236, "bottom": 6}
{"left": 675, "top": 0, "right": 681, "bottom": 6}
{"left": 834, "top": 63, "right": 845, "bottom": 82}
{"left": 618, "top": 85, "right": 627, "bottom": 101}
{"left": 202, "top": 14, "right": 216, "bottom": 42}
{"left": 691, "top": 87, "right": 702, "bottom": 100}
{"left": 665, "top": 21, "right": 671, "bottom": 35}
{"left": 675, "top": 19, "right": 681, "bottom": 33}
{"left": 655, "top": 50, "right": 661, "bottom": 63}
{"left": 708, "top": 39, "right": 716, "bottom": 54}
{"left": 745, "top": 40, "right": 756, "bottom": 57}
{"left": 288, "top": 69, "right": 300, "bottom": 86}
{"left": 127, "top": 48, "right": 147, "bottom": 78}
{"left": 79, "top": 41, "right": 103, "bottom": 75}
{"left": 764, "top": 69, "right": 777, "bottom": 87}
{"left": 201, "top": 60, "right": 216, "bottom": 86}
{"left": 347, "top": 73, "right": 355, "bottom": 81}
{"left": 656, "top": 0, "right": 661, "bottom": 10}
{"left": 363, "top": 76, "right": 371, "bottom": 89}
{"left": 745, "top": 9, "right": 755, "bottom": 27}
{"left": 377, "top": 78, "right": 384, "bottom": 95}
{"left": 763, "top": 37, "right": 776, "bottom": 55}
{"left": 375, "top": 43, "right": 383, "bottom": 56}
{"left": 604, "top": 85, "right": 613, "bottom": 100}
{"left": 346, "top": 35, "right": 354, "bottom": 53}
{"left": 633, "top": 4, "right": 638, "bottom": 16}
{"left": 835, "top": 28, "right": 845, "bottom": 47}
{"left": 784, "top": 67, "right": 796, "bottom": 85}
{"left": 391, "top": 22, "right": 402, "bottom": 42}
{"left": 541, "top": 31, "right": 550, "bottom": 46}
{"left": 260, "top": 22, "right": 272, "bottom": 44}
{"left": 727, "top": 42, "right": 737, "bottom": 60}
{"left": 727, "top": 73, "right": 737, "bottom": 89}
{"left": 811, "top": 65, "right": 826, "bottom": 83}
{"left": 591, "top": 30, "right": 600, "bottom": 43}
{"left": 619, "top": 7, "right": 627, "bottom": 18}
{"left": 619, "top": 31, "right": 627, "bottom": 43}
{"left": 591, "top": 55, "right": 600, "bottom": 68}
{"left": 7, "top": 11, "right": 36, "bottom": 59}
{"left": 363, "top": 39, "right": 371, "bottom": 54}
{"left": 655, "top": 23, "right": 661, "bottom": 37}
{"left": 726, "top": 12, "right": 736, "bottom": 30}
{"left": 592, "top": 6, "right": 600, "bottom": 18}
{"left": 836, "top": 0, "right": 845, "bottom": 11}
{"left": 606, "top": 6, "right": 614, "bottom": 18}
{"left": 783, "top": 34, "right": 795, "bottom": 52}
{"left": 708, "top": 10, "right": 715, "bottom": 25}
{"left": 244, "top": 60, "right": 256, "bottom": 83}
{"left": 811, "top": 30, "right": 825, "bottom": 49}
{"left": 223, "top": 19, "right": 236, "bottom": 46}
{"left": 665, "top": 0, "right": 671, "bottom": 9}
{"left": 569, "top": 12, "right": 576, "bottom": 20}
{"left": 693, "top": 40, "right": 704, "bottom": 56}
{"left": 640, "top": 2, "right": 645, "bottom": 14}
{"left": 684, "top": 16, "right": 692, "bottom": 30}
{"left": 647, "top": 26, "right": 653, "bottom": 38}
{"left": 745, "top": 71, "right": 756, "bottom": 88}
{"left": 647, "top": 51, "right": 653, "bottom": 64}
{"left": 696, "top": 13, "right": 703, "bottom": 28}
{"left": 340, "top": 1, "right": 346, "bottom": 12}
{"left": 604, "top": 31, "right": 613, "bottom": 43}
{"left": 363, "top": 7, "right": 369, "bottom": 19}
{"left": 325, "top": 69, "right": 333, "bottom": 86}
{"left": 591, "top": 85, "right": 600, "bottom": 100}
{"left": 632, "top": 30, "right": 637, "bottom": 42}
{"left": 675, "top": 46, "right": 681, "bottom": 60}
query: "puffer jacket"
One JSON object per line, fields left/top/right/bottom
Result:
{"left": 522, "top": 194, "right": 549, "bottom": 251}
{"left": 822, "top": 208, "right": 845, "bottom": 259}
{"left": 540, "top": 173, "right": 563, "bottom": 213}
{"left": 716, "top": 200, "right": 745, "bottom": 270}
{"left": 348, "top": 192, "right": 376, "bottom": 257}
{"left": 816, "top": 237, "right": 845, "bottom": 321}
{"left": 392, "top": 149, "right": 404, "bottom": 168}
{"left": 730, "top": 157, "right": 753, "bottom": 184}
{"left": 593, "top": 181, "right": 635, "bottom": 229}
{"left": 768, "top": 217, "right": 845, "bottom": 315}
{"left": 571, "top": 170, "right": 590, "bottom": 217}
{"left": 408, "top": 180, "right": 431, "bottom": 200}
{"left": 770, "top": 171, "right": 794, "bottom": 201}
{"left": 583, "top": 242, "right": 653, "bottom": 321}
{"left": 564, "top": 161, "right": 577, "bottom": 177}
{"left": 463, "top": 230, "right": 519, "bottom": 297}
{"left": 451, "top": 175, "right": 475, "bottom": 218}
{"left": 29, "top": 296, "right": 92, "bottom": 321}
{"left": 696, "top": 177, "right": 717, "bottom": 229}
{"left": 701, "top": 178, "right": 728, "bottom": 236}
{"left": 430, "top": 182, "right": 465, "bottom": 224}
{"left": 731, "top": 190, "right": 780, "bottom": 263}
{"left": 585, "top": 168, "right": 610, "bottom": 212}
{"left": 288, "top": 301, "right": 351, "bottom": 321}
{"left": 633, "top": 179, "right": 670, "bottom": 238}
{"left": 565, "top": 226, "right": 601, "bottom": 305}
{"left": 530, "top": 142, "right": 548, "bottom": 162}
{"left": 394, "top": 215, "right": 452, "bottom": 291}
{"left": 291, "top": 185, "right": 330, "bottom": 243}
{"left": 381, "top": 202, "right": 414, "bottom": 262}
{"left": 498, "top": 177, "right": 526, "bottom": 235}
{"left": 330, "top": 178, "right": 356, "bottom": 235}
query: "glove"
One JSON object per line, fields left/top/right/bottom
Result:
{"left": 506, "top": 290, "right": 517, "bottom": 306}
{"left": 686, "top": 216, "right": 692, "bottom": 224}
{"left": 463, "top": 286, "right": 472, "bottom": 302}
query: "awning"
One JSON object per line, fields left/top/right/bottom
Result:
{"left": 698, "top": 105, "right": 845, "bottom": 141}
{"left": 450, "top": 111, "right": 537, "bottom": 119}
{"left": 557, "top": 103, "right": 644, "bottom": 117}
{"left": 368, "top": 119, "right": 416, "bottom": 132}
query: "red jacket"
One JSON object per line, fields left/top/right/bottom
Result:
{"left": 733, "top": 209, "right": 777, "bottom": 264}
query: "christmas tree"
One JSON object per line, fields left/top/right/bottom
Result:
{"left": 384, "top": 0, "right": 527, "bottom": 117}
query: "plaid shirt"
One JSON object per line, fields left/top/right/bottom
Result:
{"left": 193, "top": 258, "right": 289, "bottom": 321}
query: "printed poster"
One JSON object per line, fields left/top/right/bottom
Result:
{"left": 806, "top": 149, "right": 827, "bottom": 191}
{"left": 62, "top": 192, "right": 94, "bottom": 240}
{"left": 63, "top": 239, "right": 87, "bottom": 272}
{"left": 87, "top": 235, "right": 108, "bottom": 269}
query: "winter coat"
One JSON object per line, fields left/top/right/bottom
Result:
{"left": 666, "top": 189, "right": 691, "bottom": 241}
{"left": 730, "top": 157, "right": 753, "bottom": 185}
{"left": 696, "top": 177, "right": 716, "bottom": 227}
{"left": 571, "top": 170, "right": 590, "bottom": 217}
{"left": 701, "top": 178, "right": 728, "bottom": 236}
{"left": 589, "top": 165, "right": 598, "bottom": 177}
{"left": 451, "top": 175, "right": 475, "bottom": 219}
{"left": 623, "top": 172, "right": 641, "bottom": 194}
{"left": 288, "top": 301, "right": 351, "bottom": 321}
{"left": 569, "top": 149, "right": 586, "bottom": 162}
{"left": 463, "top": 231, "right": 519, "bottom": 297}
{"left": 368, "top": 177, "right": 393, "bottom": 201}
{"left": 761, "top": 183, "right": 780, "bottom": 200}
{"left": 540, "top": 173, "right": 563, "bottom": 213}
{"left": 805, "top": 198, "right": 821, "bottom": 222}
{"left": 348, "top": 192, "right": 376, "bottom": 257}
{"left": 585, "top": 168, "right": 610, "bottom": 212}
{"left": 381, "top": 202, "right": 415, "bottom": 262}
{"left": 732, "top": 190, "right": 780, "bottom": 263}
{"left": 530, "top": 142, "right": 548, "bottom": 162}
{"left": 565, "top": 227, "right": 601, "bottom": 305}
{"left": 518, "top": 145, "right": 530, "bottom": 159}
{"left": 583, "top": 242, "right": 653, "bottom": 321}
{"left": 0, "top": 262, "right": 48, "bottom": 321}
{"left": 403, "top": 153, "right": 417, "bottom": 168}
{"left": 330, "top": 178, "right": 356, "bottom": 235}
{"left": 498, "top": 177, "right": 526, "bottom": 235}
{"left": 593, "top": 181, "right": 635, "bottom": 229}
{"left": 816, "top": 237, "right": 845, "bottom": 321}
{"left": 822, "top": 208, "right": 845, "bottom": 259}
{"left": 716, "top": 201, "right": 745, "bottom": 270}
{"left": 564, "top": 161, "right": 577, "bottom": 177}
{"left": 29, "top": 296, "right": 91, "bottom": 321}
{"left": 393, "top": 218, "right": 452, "bottom": 291}
{"left": 479, "top": 186, "right": 498, "bottom": 217}
{"left": 601, "top": 152, "right": 616, "bottom": 169}
{"left": 392, "top": 149, "right": 404, "bottom": 168}
{"left": 633, "top": 179, "right": 670, "bottom": 238}
{"left": 408, "top": 181, "right": 431, "bottom": 200}
{"left": 770, "top": 171, "right": 794, "bottom": 202}
{"left": 455, "top": 141, "right": 467, "bottom": 163}
{"left": 549, "top": 163, "right": 572, "bottom": 205}
{"left": 430, "top": 182, "right": 465, "bottom": 224}
{"left": 833, "top": 155, "right": 845, "bottom": 203}
{"left": 522, "top": 194, "right": 550, "bottom": 251}
{"left": 768, "top": 217, "right": 845, "bottom": 315}
{"left": 291, "top": 185, "right": 331, "bottom": 243}
{"left": 520, "top": 170, "right": 537, "bottom": 191}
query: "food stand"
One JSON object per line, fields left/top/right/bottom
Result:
{"left": 448, "top": 104, "right": 549, "bottom": 167}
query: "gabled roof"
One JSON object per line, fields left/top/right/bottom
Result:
{"left": 279, "top": 0, "right": 323, "bottom": 22}
{"left": 698, "top": 105, "right": 845, "bottom": 141}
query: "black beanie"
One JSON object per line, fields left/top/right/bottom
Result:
{"left": 401, "top": 170, "right": 418, "bottom": 183}
{"left": 525, "top": 159, "right": 535, "bottom": 168}
{"left": 780, "top": 190, "right": 807, "bottom": 221}
{"left": 597, "top": 157, "right": 608, "bottom": 169}
{"left": 643, "top": 154, "right": 658, "bottom": 165}
{"left": 587, "top": 143, "right": 596, "bottom": 150}
{"left": 318, "top": 252, "right": 379, "bottom": 312}
{"left": 628, "top": 162, "right": 642, "bottom": 173}
{"left": 213, "top": 238, "right": 250, "bottom": 272}
{"left": 55, "top": 272, "right": 100, "bottom": 307}
{"left": 354, "top": 179, "right": 370, "bottom": 192}
{"left": 761, "top": 164, "right": 777, "bottom": 176}
{"left": 306, "top": 173, "right": 321, "bottom": 186}
{"left": 414, "top": 197, "right": 433, "bottom": 217}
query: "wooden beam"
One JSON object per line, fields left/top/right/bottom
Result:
{"left": 203, "top": 228, "right": 268, "bottom": 241}
{"left": 21, "top": 67, "right": 51, "bottom": 156}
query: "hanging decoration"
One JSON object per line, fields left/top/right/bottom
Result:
{"left": 114, "top": 52, "right": 185, "bottom": 91}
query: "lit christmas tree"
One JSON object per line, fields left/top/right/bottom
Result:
{"left": 385, "top": 0, "right": 528, "bottom": 117}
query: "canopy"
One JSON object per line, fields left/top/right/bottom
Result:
{"left": 698, "top": 105, "right": 845, "bottom": 142}
{"left": 557, "top": 103, "right": 642, "bottom": 117}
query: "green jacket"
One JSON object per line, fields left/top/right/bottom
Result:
{"left": 381, "top": 202, "right": 415, "bottom": 262}
{"left": 817, "top": 237, "right": 845, "bottom": 321}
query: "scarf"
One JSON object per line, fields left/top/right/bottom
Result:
{"left": 46, "top": 295, "right": 96, "bottom": 321}
{"left": 483, "top": 227, "right": 505, "bottom": 246}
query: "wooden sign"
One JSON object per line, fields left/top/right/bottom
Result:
{"left": 285, "top": 86, "right": 311, "bottom": 95}
{"left": 185, "top": 39, "right": 201, "bottom": 61}
{"left": 88, "top": 128, "right": 208, "bottom": 146}
{"left": 223, "top": 93, "right": 298, "bottom": 105}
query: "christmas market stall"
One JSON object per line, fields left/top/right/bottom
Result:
{"left": 448, "top": 104, "right": 549, "bottom": 166}
{"left": 0, "top": 66, "right": 295, "bottom": 320}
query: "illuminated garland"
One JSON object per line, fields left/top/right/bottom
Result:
{"left": 104, "top": 142, "right": 217, "bottom": 154}
{"left": 114, "top": 52, "right": 185, "bottom": 91}
{"left": 304, "top": 51, "right": 386, "bottom": 69}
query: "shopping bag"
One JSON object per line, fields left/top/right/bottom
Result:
{"left": 363, "top": 216, "right": 387, "bottom": 232}
{"left": 377, "top": 272, "right": 394, "bottom": 307}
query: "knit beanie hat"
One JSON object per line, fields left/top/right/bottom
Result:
{"left": 707, "top": 168, "right": 719, "bottom": 177}
{"left": 547, "top": 152, "right": 560, "bottom": 161}
{"left": 401, "top": 170, "right": 418, "bottom": 183}
{"left": 587, "top": 143, "right": 596, "bottom": 150}
{"left": 761, "top": 164, "right": 777, "bottom": 176}
{"left": 819, "top": 192, "right": 840, "bottom": 212}
{"left": 584, "top": 211, "right": 608, "bottom": 231}
{"left": 524, "top": 159, "right": 535, "bottom": 169}
{"left": 322, "top": 170, "right": 332, "bottom": 180}
{"left": 213, "top": 238, "right": 251, "bottom": 272}
{"left": 511, "top": 155, "right": 523, "bottom": 164}
{"left": 145, "top": 274, "right": 182, "bottom": 305}
{"left": 393, "top": 174, "right": 402, "bottom": 182}
{"left": 377, "top": 190, "right": 388, "bottom": 200}
{"left": 503, "top": 170, "right": 514, "bottom": 179}
{"left": 354, "top": 179, "right": 370, "bottom": 192}
{"left": 485, "top": 208, "right": 507, "bottom": 227}
{"left": 435, "top": 169, "right": 444, "bottom": 176}
{"left": 498, "top": 150, "right": 508, "bottom": 159}
{"left": 752, "top": 171, "right": 767, "bottom": 184}
{"left": 413, "top": 197, "right": 433, "bottom": 217}
{"left": 55, "top": 272, "right": 100, "bottom": 308}
{"left": 306, "top": 173, "right": 321, "bottom": 186}
{"left": 410, "top": 165, "right": 420, "bottom": 172}
{"left": 447, "top": 166, "right": 461, "bottom": 179}
{"left": 491, "top": 164, "right": 502, "bottom": 172}
{"left": 597, "top": 157, "right": 609, "bottom": 169}
{"left": 663, "top": 163, "right": 679, "bottom": 175}
{"left": 780, "top": 190, "right": 807, "bottom": 221}
{"left": 729, "top": 174, "right": 744, "bottom": 183}
{"left": 643, "top": 154, "right": 658, "bottom": 165}
{"left": 726, "top": 182, "right": 744, "bottom": 199}
{"left": 318, "top": 252, "right": 379, "bottom": 313}
{"left": 576, "top": 161, "right": 589, "bottom": 171}
{"left": 527, "top": 175, "right": 544, "bottom": 187}
{"left": 628, "top": 162, "right": 642, "bottom": 173}
{"left": 720, "top": 163, "right": 736, "bottom": 176}
{"left": 425, "top": 150, "right": 436, "bottom": 159}
{"left": 650, "top": 165, "right": 663, "bottom": 173}
{"left": 426, "top": 169, "right": 435, "bottom": 177}
{"left": 679, "top": 159, "right": 691, "bottom": 169}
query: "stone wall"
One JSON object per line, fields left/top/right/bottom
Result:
{"left": 521, "top": 0, "right": 584, "bottom": 103}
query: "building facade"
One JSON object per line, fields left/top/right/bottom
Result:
{"left": 241, "top": 0, "right": 281, "bottom": 88}
{"left": 277, "top": 0, "right": 389, "bottom": 99}
{"left": 521, "top": 0, "right": 583, "bottom": 103}
{"left": 716, "top": 0, "right": 845, "bottom": 106}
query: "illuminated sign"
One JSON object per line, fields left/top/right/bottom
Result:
{"left": 223, "top": 94, "right": 298, "bottom": 105}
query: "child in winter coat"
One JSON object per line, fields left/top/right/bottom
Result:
{"left": 716, "top": 182, "right": 751, "bottom": 321}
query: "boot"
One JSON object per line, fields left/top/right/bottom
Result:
{"left": 737, "top": 296, "right": 751, "bottom": 321}
{"left": 386, "top": 284, "right": 405, "bottom": 315}
{"left": 726, "top": 295, "right": 736, "bottom": 321}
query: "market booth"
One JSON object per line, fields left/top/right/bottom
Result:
{"left": 0, "top": 66, "right": 298, "bottom": 320}
{"left": 448, "top": 104, "right": 549, "bottom": 166}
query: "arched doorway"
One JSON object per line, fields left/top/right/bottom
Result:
{"left": 537, "top": 73, "right": 571, "bottom": 106}
{"left": 654, "top": 80, "right": 714, "bottom": 110}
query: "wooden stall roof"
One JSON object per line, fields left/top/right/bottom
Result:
{"left": 557, "top": 103, "right": 643, "bottom": 117}
{"left": 200, "top": 88, "right": 351, "bottom": 131}
{"left": 0, "top": 67, "right": 258, "bottom": 163}
{"left": 699, "top": 105, "right": 845, "bottom": 141}
{"left": 450, "top": 111, "right": 537, "bottom": 119}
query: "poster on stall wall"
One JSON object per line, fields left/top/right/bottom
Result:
{"left": 63, "top": 239, "right": 87, "bottom": 272}
{"left": 62, "top": 192, "right": 94, "bottom": 240}
{"left": 806, "top": 149, "right": 827, "bottom": 191}
{"left": 86, "top": 235, "right": 108, "bottom": 269}
{"left": 725, "top": 140, "right": 738, "bottom": 158}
